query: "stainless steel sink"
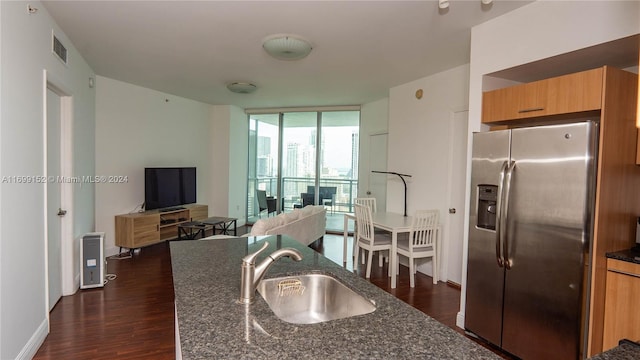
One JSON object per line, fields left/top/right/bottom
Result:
{"left": 256, "top": 273, "right": 376, "bottom": 324}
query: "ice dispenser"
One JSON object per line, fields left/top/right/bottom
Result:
{"left": 477, "top": 185, "right": 498, "bottom": 230}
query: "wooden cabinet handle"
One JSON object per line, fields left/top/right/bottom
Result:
{"left": 609, "top": 268, "right": 640, "bottom": 278}
{"left": 518, "top": 108, "right": 544, "bottom": 114}
{"left": 518, "top": 107, "right": 544, "bottom": 113}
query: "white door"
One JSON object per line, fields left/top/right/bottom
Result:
{"left": 368, "top": 133, "right": 387, "bottom": 211}
{"left": 47, "top": 88, "right": 63, "bottom": 310}
{"left": 445, "top": 111, "right": 468, "bottom": 284}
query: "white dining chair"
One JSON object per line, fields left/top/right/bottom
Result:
{"left": 354, "top": 197, "right": 375, "bottom": 259}
{"left": 353, "top": 204, "right": 392, "bottom": 278}
{"left": 354, "top": 197, "right": 377, "bottom": 213}
{"left": 353, "top": 197, "right": 386, "bottom": 265}
{"left": 396, "top": 209, "right": 440, "bottom": 287}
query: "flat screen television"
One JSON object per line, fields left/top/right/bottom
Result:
{"left": 144, "top": 167, "right": 196, "bottom": 211}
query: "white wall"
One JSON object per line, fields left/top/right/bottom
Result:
{"left": 458, "top": 0, "right": 640, "bottom": 329}
{"left": 95, "top": 76, "right": 211, "bottom": 255}
{"left": 387, "top": 64, "right": 469, "bottom": 283}
{"left": 209, "top": 105, "right": 248, "bottom": 224}
{"left": 228, "top": 106, "right": 249, "bottom": 224}
{"left": 0, "top": 1, "right": 95, "bottom": 358}
{"left": 359, "top": 98, "right": 389, "bottom": 197}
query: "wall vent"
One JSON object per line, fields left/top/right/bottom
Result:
{"left": 52, "top": 33, "right": 68, "bottom": 64}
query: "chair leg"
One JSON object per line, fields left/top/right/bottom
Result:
{"left": 353, "top": 243, "right": 360, "bottom": 270}
{"left": 409, "top": 258, "right": 415, "bottom": 288}
{"left": 366, "top": 250, "right": 373, "bottom": 278}
{"left": 352, "top": 230, "right": 358, "bottom": 259}
{"left": 432, "top": 255, "right": 438, "bottom": 285}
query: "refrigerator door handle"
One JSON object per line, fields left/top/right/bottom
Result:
{"left": 502, "top": 161, "right": 516, "bottom": 270}
{"left": 495, "top": 161, "right": 508, "bottom": 267}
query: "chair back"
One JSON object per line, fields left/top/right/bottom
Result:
{"left": 354, "top": 197, "right": 377, "bottom": 213}
{"left": 301, "top": 193, "right": 314, "bottom": 207}
{"left": 354, "top": 204, "right": 375, "bottom": 242}
{"left": 410, "top": 210, "right": 439, "bottom": 249}
{"left": 256, "top": 190, "right": 268, "bottom": 211}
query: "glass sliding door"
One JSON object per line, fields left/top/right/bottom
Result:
{"left": 281, "top": 112, "right": 317, "bottom": 211}
{"left": 247, "top": 108, "right": 360, "bottom": 227}
{"left": 318, "top": 111, "right": 360, "bottom": 214}
{"left": 248, "top": 114, "right": 279, "bottom": 220}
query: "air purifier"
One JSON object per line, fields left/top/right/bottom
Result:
{"left": 80, "top": 232, "right": 105, "bottom": 289}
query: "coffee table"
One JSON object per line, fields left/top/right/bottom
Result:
{"left": 177, "top": 217, "right": 238, "bottom": 240}
{"left": 177, "top": 221, "right": 208, "bottom": 240}
{"left": 200, "top": 217, "right": 237, "bottom": 236}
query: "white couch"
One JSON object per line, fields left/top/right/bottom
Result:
{"left": 249, "top": 205, "right": 326, "bottom": 245}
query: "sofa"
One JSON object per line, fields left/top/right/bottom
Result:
{"left": 249, "top": 205, "right": 326, "bottom": 245}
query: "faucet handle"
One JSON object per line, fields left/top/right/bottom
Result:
{"left": 242, "top": 241, "right": 269, "bottom": 265}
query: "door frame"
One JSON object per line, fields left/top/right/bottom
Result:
{"left": 43, "top": 70, "right": 74, "bottom": 314}
{"left": 443, "top": 109, "right": 469, "bottom": 284}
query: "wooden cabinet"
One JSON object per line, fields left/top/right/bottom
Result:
{"left": 603, "top": 259, "right": 640, "bottom": 351}
{"left": 115, "top": 204, "right": 208, "bottom": 249}
{"left": 482, "top": 68, "right": 604, "bottom": 124}
{"left": 637, "top": 129, "right": 640, "bottom": 165}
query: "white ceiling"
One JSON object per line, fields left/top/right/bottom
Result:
{"left": 42, "top": 0, "right": 534, "bottom": 109}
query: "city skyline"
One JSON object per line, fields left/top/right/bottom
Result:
{"left": 256, "top": 125, "right": 359, "bottom": 179}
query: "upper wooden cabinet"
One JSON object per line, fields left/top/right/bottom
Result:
{"left": 482, "top": 68, "right": 604, "bottom": 124}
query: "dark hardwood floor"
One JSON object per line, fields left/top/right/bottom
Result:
{"left": 35, "top": 229, "right": 511, "bottom": 359}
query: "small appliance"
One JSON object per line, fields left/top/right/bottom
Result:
{"left": 80, "top": 232, "right": 105, "bottom": 289}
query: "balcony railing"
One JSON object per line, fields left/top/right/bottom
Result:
{"left": 249, "top": 177, "right": 358, "bottom": 216}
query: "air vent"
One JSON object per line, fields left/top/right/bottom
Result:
{"left": 52, "top": 33, "right": 67, "bottom": 64}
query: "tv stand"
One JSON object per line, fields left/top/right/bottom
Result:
{"left": 115, "top": 204, "right": 208, "bottom": 249}
{"left": 159, "top": 206, "right": 186, "bottom": 213}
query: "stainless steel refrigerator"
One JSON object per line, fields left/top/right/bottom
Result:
{"left": 465, "top": 121, "right": 598, "bottom": 360}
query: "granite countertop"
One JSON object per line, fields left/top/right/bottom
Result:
{"left": 605, "top": 247, "right": 640, "bottom": 265}
{"left": 589, "top": 340, "right": 640, "bottom": 359}
{"left": 170, "top": 235, "right": 500, "bottom": 359}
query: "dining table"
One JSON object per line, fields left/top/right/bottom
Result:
{"left": 343, "top": 211, "right": 413, "bottom": 289}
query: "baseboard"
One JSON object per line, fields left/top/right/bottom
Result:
{"left": 446, "top": 280, "right": 461, "bottom": 290}
{"left": 456, "top": 312, "right": 465, "bottom": 330}
{"left": 16, "top": 318, "right": 48, "bottom": 360}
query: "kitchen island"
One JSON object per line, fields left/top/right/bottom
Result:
{"left": 171, "top": 235, "right": 500, "bottom": 359}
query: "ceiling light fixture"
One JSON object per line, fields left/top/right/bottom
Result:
{"left": 226, "top": 82, "right": 257, "bottom": 94}
{"left": 438, "top": 0, "right": 450, "bottom": 9}
{"left": 263, "top": 34, "right": 313, "bottom": 60}
{"left": 481, "top": 0, "right": 493, "bottom": 4}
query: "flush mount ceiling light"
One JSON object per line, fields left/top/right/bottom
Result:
{"left": 262, "top": 34, "right": 313, "bottom": 60}
{"left": 226, "top": 82, "right": 257, "bottom": 94}
{"left": 438, "top": 0, "right": 449, "bottom": 9}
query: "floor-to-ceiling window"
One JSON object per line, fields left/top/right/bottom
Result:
{"left": 281, "top": 112, "right": 317, "bottom": 211}
{"left": 318, "top": 111, "right": 360, "bottom": 214}
{"left": 248, "top": 114, "right": 279, "bottom": 217}
{"left": 247, "top": 108, "right": 360, "bottom": 229}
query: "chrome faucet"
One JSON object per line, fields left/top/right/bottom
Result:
{"left": 240, "top": 241, "right": 303, "bottom": 304}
